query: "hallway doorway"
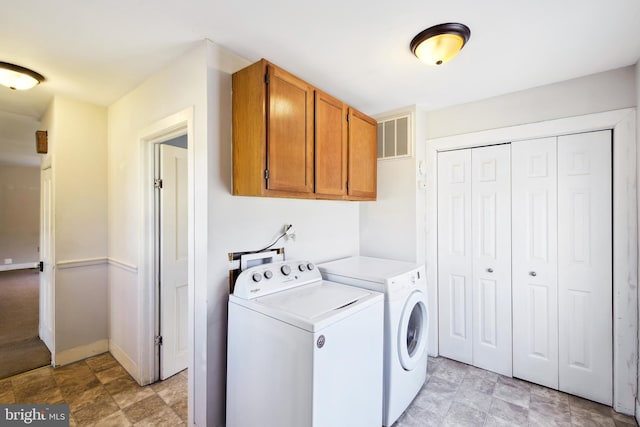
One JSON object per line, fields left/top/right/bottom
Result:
{"left": 0, "top": 161, "right": 50, "bottom": 379}
{"left": 0, "top": 269, "right": 50, "bottom": 379}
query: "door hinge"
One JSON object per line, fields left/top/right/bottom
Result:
{"left": 346, "top": 181, "right": 349, "bottom": 191}
{"left": 154, "top": 178, "right": 163, "bottom": 189}
{"left": 264, "top": 169, "right": 269, "bottom": 180}
{"left": 155, "top": 335, "right": 163, "bottom": 346}
{"left": 265, "top": 73, "right": 269, "bottom": 85}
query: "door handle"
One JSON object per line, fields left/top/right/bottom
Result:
{"left": 529, "top": 271, "right": 536, "bottom": 277}
{"left": 487, "top": 268, "right": 494, "bottom": 273}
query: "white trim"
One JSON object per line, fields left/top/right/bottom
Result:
{"left": 425, "top": 108, "right": 637, "bottom": 414}
{"left": 0, "top": 262, "right": 38, "bottom": 271}
{"left": 107, "top": 258, "right": 138, "bottom": 273}
{"left": 54, "top": 338, "right": 109, "bottom": 366}
{"left": 138, "top": 107, "right": 194, "bottom": 417}
{"left": 109, "top": 339, "right": 142, "bottom": 385}
{"left": 635, "top": 398, "right": 639, "bottom": 425}
{"left": 56, "top": 257, "right": 107, "bottom": 269}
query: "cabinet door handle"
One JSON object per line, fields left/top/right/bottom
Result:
{"left": 529, "top": 271, "right": 537, "bottom": 277}
{"left": 487, "top": 268, "right": 494, "bottom": 273}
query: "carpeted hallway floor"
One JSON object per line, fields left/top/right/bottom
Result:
{"left": 0, "top": 268, "right": 50, "bottom": 379}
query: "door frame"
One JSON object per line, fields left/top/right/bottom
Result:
{"left": 138, "top": 107, "right": 194, "bottom": 419}
{"left": 425, "top": 108, "right": 637, "bottom": 414}
{"left": 39, "top": 166, "right": 55, "bottom": 357}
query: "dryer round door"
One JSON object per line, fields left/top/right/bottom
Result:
{"left": 397, "top": 290, "right": 428, "bottom": 371}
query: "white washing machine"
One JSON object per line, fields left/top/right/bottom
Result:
{"left": 227, "top": 259, "right": 384, "bottom": 427}
{"left": 318, "top": 256, "right": 428, "bottom": 427}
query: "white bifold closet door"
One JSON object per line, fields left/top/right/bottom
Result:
{"left": 512, "top": 130, "right": 612, "bottom": 405}
{"left": 437, "top": 149, "right": 472, "bottom": 364}
{"left": 511, "top": 136, "right": 559, "bottom": 389}
{"left": 438, "top": 144, "right": 512, "bottom": 376}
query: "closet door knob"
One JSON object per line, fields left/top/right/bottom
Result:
{"left": 487, "top": 268, "right": 494, "bottom": 273}
{"left": 529, "top": 271, "right": 537, "bottom": 277}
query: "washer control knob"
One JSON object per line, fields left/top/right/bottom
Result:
{"left": 281, "top": 265, "right": 291, "bottom": 276}
{"left": 307, "top": 263, "right": 315, "bottom": 271}
{"left": 252, "top": 273, "right": 262, "bottom": 282}
{"left": 264, "top": 270, "right": 273, "bottom": 279}
{"left": 298, "top": 264, "right": 307, "bottom": 272}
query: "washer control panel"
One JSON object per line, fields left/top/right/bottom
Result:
{"left": 233, "top": 260, "right": 319, "bottom": 299}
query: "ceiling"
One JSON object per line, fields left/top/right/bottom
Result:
{"left": 1, "top": 0, "right": 640, "bottom": 149}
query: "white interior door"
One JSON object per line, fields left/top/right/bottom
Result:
{"left": 437, "top": 149, "right": 473, "bottom": 364}
{"left": 557, "top": 130, "right": 612, "bottom": 405}
{"left": 512, "top": 137, "right": 559, "bottom": 389}
{"left": 471, "top": 144, "right": 512, "bottom": 376}
{"left": 39, "top": 167, "right": 54, "bottom": 354}
{"left": 159, "top": 144, "right": 189, "bottom": 379}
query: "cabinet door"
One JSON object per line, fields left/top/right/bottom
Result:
{"left": 315, "top": 90, "right": 347, "bottom": 198}
{"left": 557, "top": 130, "right": 612, "bottom": 405}
{"left": 437, "top": 149, "right": 473, "bottom": 364}
{"left": 471, "top": 144, "right": 512, "bottom": 376}
{"left": 347, "top": 108, "right": 377, "bottom": 200}
{"left": 266, "top": 64, "right": 314, "bottom": 195}
{"left": 512, "top": 137, "right": 559, "bottom": 389}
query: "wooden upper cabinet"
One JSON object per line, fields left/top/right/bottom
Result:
{"left": 232, "top": 58, "right": 377, "bottom": 201}
{"left": 232, "top": 59, "right": 314, "bottom": 198}
{"left": 347, "top": 107, "right": 377, "bottom": 200}
{"left": 266, "top": 65, "right": 314, "bottom": 195}
{"left": 315, "top": 90, "right": 347, "bottom": 199}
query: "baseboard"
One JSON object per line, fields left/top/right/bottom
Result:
{"left": 109, "top": 339, "right": 141, "bottom": 385}
{"left": 0, "top": 262, "right": 38, "bottom": 272}
{"left": 635, "top": 398, "right": 639, "bottom": 425}
{"left": 54, "top": 339, "right": 109, "bottom": 366}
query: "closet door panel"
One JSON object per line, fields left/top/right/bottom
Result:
{"left": 512, "top": 137, "right": 559, "bottom": 389}
{"left": 471, "top": 144, "right": 512, "bottom": 376}
{"left": 557, "top": 130, "right": 612, "bottom": 405}
{"left": 437, "top": 149, "right": 473, "bottom": 363}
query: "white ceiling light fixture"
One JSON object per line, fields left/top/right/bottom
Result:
{"left": 0, "top": 62, "right": 45, "bottom": 90}
{"left": 410, "top": 23, "right": 471, "bottom": 66}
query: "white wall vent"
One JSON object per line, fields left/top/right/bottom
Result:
{"left": 377, "top": 113, "right": 412, "bottom": 160}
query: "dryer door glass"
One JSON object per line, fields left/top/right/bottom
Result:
{"left": 398, "top": 290, "right": 428, "bottom": 371}
{"left": 406, "top": 304, "right": 423, "bottom": 356}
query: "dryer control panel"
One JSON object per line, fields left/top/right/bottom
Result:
{"left": 233, "top": 260, "right": 320, "bottom": 299}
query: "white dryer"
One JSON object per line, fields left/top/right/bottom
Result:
{"left": 227, "top": 259, "right": 384, "bottom": 427}
{"left": 318, "top": 256, "right": 428, "bottom": 427}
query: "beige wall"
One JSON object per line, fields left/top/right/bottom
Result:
{"left": 361, "top": 105, "right": 428, "bottom": 264}
{"left": 0, "top": 163, "right": 40, "bottom": 266}
{"left": 425, "top": 65, "right": 636, "bottom": 139}
{"left": 41, "top": 95, "right": 108, "bottom": 360}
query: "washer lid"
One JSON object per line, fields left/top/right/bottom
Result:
{"left": 259, "top": 281, "right": 367, "bottom": 319}
{"left": 231, "top": 281, "right": 382, "bottom": 332}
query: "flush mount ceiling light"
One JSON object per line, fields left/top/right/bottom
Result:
{"left": 0, "top": 62, "right": 45, "bottom": 90}
{"left": 410, "top": 23, "right": 471, "bottom": 66}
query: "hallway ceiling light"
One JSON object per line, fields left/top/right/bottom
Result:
{"left": 0, "top": 62, "right": 45, "bottom": 90}
{"left": 410, "top": 23, "right": 471, "bottom": 66}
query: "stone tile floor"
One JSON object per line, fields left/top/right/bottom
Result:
{"left": 0, "top": 352, "right": 637, "bottom": 426}
{"left": 0, "top": 352, "right": 187, "bottom": 426}
{"left": 394, "top": 356, "right": 638, "bottom": 427}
